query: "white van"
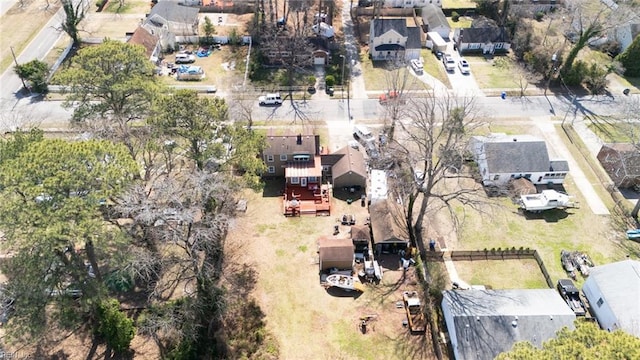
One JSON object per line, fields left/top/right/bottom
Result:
{"left": 353, "top": 125, "right": 374, "bottom": 143}
{"left": 258, "top": 93, "right": 283, "bottom": 106}
{"left": 175, "top": 53, "right": 195, "bottom": 64}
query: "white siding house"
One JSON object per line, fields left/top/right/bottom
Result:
{"left": 582, "top": 260, "right": 640, "bottom": 337}
{"left": 369, "top": 18, "right": 422, "bottom": 62}
{"left": 454, "top": 27, "right": 511, "bottom": 55}
{"left": 469, "top": 134, "right": 569, "bottom": 187}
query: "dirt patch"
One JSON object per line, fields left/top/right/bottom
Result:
{"left": 226, "top": 182, "right": 437, "bottom": 360}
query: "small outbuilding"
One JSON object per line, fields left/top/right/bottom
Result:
{"left": 369, "top": 199, "right": 409, "bottom": 254}
{"left": 318, "top": 237, "right": 354, "bottom": 271}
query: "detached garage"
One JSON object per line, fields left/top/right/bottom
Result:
{"left": 318, "top": 237, "right": 354, "bottom": 271}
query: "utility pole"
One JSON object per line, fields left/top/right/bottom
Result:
{"left": 340, "top": 54, "right": 345, "bottom": 102}
{"left": 10, "top": 46, "right": 29, "bottom": 92}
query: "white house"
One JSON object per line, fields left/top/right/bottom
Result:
{"left": 442, "top": 289, "right": 576, "bottom": 360}
{"left": 454, "top": 27, "right": 511, "bottom": 54}
{"left": 369, "top": 18, "right": 422, "bottom": 62}
{"left": 384, "top": 0, "right": 440, "bottom": 8}
{"left": 581, "top": 260, "right": 640, "bottom": 337}
{"left": 469, "top": 133, "right": 569, "bottom": 187}
{"left": 421, "top": 4, "right": 450, "bottom": 39}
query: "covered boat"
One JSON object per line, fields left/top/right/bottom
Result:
{"left": 325, "top": 274, "right": 365, "bottom": 292}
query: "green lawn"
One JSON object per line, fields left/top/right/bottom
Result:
{"left": 587, "top": 120, "right": 640, "bottom": 143}
{"left": 454, "top": 123, "right": 640, "bottom": 287}
{"left": 420, "top": 49, "right": 451, "bottom": 88}
{"left": 103, "top": 0, "right": 150, "bottom": 14}
{"left": 455, "top": 259, "right": 549, "bottom": 289}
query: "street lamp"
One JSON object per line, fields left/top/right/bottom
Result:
{"left": 340, "top": 54, "right": 346, "bottom": 102}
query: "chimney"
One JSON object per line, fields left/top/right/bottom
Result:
{"left": 296, "top": 134, "right": 302, "bottom": 145}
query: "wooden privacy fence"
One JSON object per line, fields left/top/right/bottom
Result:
{"left": 424, "top": 247, "right": 554, "bottom": 288}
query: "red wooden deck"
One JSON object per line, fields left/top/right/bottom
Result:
{"left": 283, "top": 184, "right": 331, "bottom": 216}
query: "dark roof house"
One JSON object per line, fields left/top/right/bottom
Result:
{"left": 597, "top": 143, "right": 640, "bottom": 189}
{"left": 328, "top": 146, "right": 367, "bottom": 190}
{"left": 454, "top": 26, "right": 511, "bottom": 54}
{"left": 369, "top": 18, "right": 422, "bottom": 61}
{"left": 442, "top": 289, "right": 576, "bottom": 360}
{"left": 146, "top": 2, "right": 200, "bottom": 36}
{"left": 470, "top": 134, "right": 569, "bottom": 187}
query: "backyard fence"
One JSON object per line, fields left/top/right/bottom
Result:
{"left": 424, "top": 247, "right": 554, "bottom": 288}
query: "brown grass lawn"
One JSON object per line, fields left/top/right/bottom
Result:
{"left": 469, "top": 56, "right": 521, "bottom": 89}
{"left": 226, "top": 182, "right": 438, "bottom": 360}
{"left": 0, "top": 0, "right": 61, "bottom": 73}
{"left": 161, "top": 45, "right": 247, "bottom": 88}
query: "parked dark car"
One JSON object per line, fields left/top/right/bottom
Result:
{"left": 557, "top": 279, "right": 586, "bottom": 316}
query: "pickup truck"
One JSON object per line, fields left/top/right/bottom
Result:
{"left": 403, "top": 291, "right": 426, "bottom": 333}
{"left": 557, "top": 279, "right": 586, "bottom": 316}
{"left": 442, "top": 54, "right": 456, "bottom": 72}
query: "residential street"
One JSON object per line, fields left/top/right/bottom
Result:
{"left": 0, "top": 0, "right": 636, "bottom": 218}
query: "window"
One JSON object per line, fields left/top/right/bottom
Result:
{"left": 292, "top": 154, "right": 310, "bottom": 162}
{"left": 266, "top": 155, "right": 274, "bottom": 162}
{"left": 493, "top": 174, "right": 500, "bottom": 181}
{"left": 280, "top": 154, "right": 288, "bottom": 161}
{"left": 597, "top": 298, "right": 604, "bottom": 307}
{"left": 495, "top": 43, "right": 504, "bottom": 49}
{"left": 267, "top": 166, "right": 275, "bottom": 174}
{"left": 290, "top": 177, "right": 300, "bottom": 184}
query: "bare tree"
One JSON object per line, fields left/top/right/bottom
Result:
{"left": 390, "top": 93, "right": 486, "bottom": 249}
{"left": 257, "top": 0, "right": 315, "bottom": 123}
{"left": 380, "top": 62, "right": 419, "bottom": 143}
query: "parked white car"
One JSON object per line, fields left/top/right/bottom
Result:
{"left": 443, "top": 54, "right": 456, "bottom": 72}
{"left": 410, "top": 59, "right": 424, "bottom": 75}
{"left": 258, "top": 93, "right": 283, "bottom": 106}
{"left": 175, "top": 53, "right": 196, "bottom": 64}
{"left": 458, "top": 58, "right": 470, "bottom": 74}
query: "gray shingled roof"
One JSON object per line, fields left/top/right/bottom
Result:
{"left": 406, "top": 27, "right": 422, "bottom": 50}
{"left": 442, "top": 289, "right": 576, "bottom": 360}
{"left": 263, "top": 129, "right": 319, "bottom": 157}
{"left": 372, "top": 18, "right": 408, "bottom": 37}
{"left": 148, "top": 2, "right": 199, "bottom": 24}
{"left": 331, "top": 146, "right": 367, "bottom": 180}
{"left": 482, "top": 135, "right": 551, "bottom": 173}
{"left": 460, "top": 27, "right": 510, "bottom": 44}
{"left": 549, "top": 160, "right": 570, "bottom": 172}
{"left": 583, "top": 260, "right": 640, "bottom": 337}
{"left": 422, "top": 4, "right": 450, "bottom": 30}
